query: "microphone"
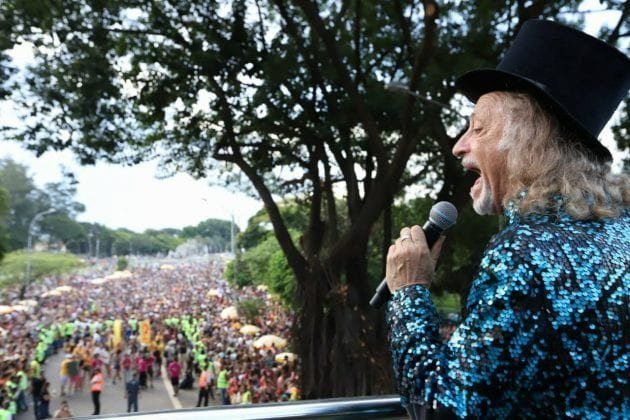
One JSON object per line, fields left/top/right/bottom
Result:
{"left": 369, "top": 201, "right": 458, "bottom": 309}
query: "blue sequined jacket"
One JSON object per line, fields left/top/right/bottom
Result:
{"left": 386, "top": 206, "right": 629, "bottom": 419}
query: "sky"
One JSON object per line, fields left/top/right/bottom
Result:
{"left": 0, "top": 142, "right": 262, "bottom": 231}
{"left": 0, "top": 1, "right": 626, "bottom": 233}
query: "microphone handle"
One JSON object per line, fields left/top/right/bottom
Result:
{"left": 369, "top": 220, "right": 442, "bottom": 309}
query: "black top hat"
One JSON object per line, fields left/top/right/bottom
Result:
{"left": 456, "top": 20, "right": 630, "bottom": 161}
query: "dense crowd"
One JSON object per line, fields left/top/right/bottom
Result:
{"left": 0, "top": 256, "right": 299, "bottom": 418}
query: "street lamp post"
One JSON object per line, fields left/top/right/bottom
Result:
{"left": 22, "top": 208, "right": 56, "bottom": 299}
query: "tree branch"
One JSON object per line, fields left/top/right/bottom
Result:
{"left": 606, "top": 1, "right": 629, "bottom": 44}
{"left": 294, "top": 0, "right": 387, "bottom": 166}
{"left": 207, "top": 75, "right": 307, "bottom": 278}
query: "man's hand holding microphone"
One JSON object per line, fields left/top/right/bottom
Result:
{"left": 386, "top": 225, "right": 445, "bottom": 292}
{"left": 370, "top": 201, "right": 457, "bottom": 308}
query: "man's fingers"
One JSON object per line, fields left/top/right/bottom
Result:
{"left": 409, "top": 225, "right": 425, "bottom": 244}
{"left": 430, "top": 236, "right": 446, "bottom": 263}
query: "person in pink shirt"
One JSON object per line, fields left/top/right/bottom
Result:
{"left": 167, "top": 359, "right": 181, "bottom": 397}
{"left": 136, "top": 354, "right": 148, "bottom": 389}
{"left": 145, "top": 353, "right": 155, "bottom": 389}
{"left": 90, "top": 354, "right": 104, "bottom": 373}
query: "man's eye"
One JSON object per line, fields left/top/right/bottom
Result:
{"left": 472, "top": 127, "right": 483, "bottom": 133}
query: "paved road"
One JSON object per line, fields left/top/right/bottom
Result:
{"left": 16, "top": 351, "right": 220, "bottom": 419}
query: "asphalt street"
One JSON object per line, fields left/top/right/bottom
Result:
{"left": 16, "top": 351, "right": 220, "bottom": 419}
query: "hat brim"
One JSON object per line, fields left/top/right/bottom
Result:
{"left": 455, "top": 69, "right": 612, "bottom": 161}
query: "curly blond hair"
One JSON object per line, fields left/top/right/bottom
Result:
{"left": 494, "top": 91, "right": 629, "bottom": 219}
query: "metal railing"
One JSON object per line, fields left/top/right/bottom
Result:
{"left": 75, "top": 395, "right": 407, "bottom": 419}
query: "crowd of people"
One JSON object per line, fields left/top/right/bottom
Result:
{"left": 0, "top": 255, "right": 300, "bottom": 418}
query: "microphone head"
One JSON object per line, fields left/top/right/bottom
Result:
{"left": 429, "top": 201, "right": 458, "bottom": 230}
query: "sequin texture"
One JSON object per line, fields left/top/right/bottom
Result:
{"left": 386, "top": 206, "right": 629, "bottom": 418}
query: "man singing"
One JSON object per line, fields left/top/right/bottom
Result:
{"left": 386, "top": 20, "right": 629, "bottom": 418}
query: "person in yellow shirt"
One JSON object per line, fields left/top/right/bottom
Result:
{"left": 59, "top": 355, "right": 71, "bottom": 397}
{"left": 288, "top": 381, "right": 299, "bottom": 401}
{"left": 241, "top": 385, "right": 252, "bottom": 404}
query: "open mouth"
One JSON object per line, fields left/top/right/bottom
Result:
{"left": 463, "top": 163, "right": 482, "bottom": 192}
{"left": 464, "top": 165, "right": 481, "bottom": 178}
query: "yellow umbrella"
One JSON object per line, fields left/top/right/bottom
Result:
{"left": 256, "top": 285, "right": 269, "bottom": 291}
{"left": 253, "top": 334, "right": 287, "bottom": 349}
{"left": 105, "top": 270, "right": 133, "bottom": 280}
{"left": 207, "top": 289, "right": 221, "bottom": 298}
{"left": 90, "top": 278, "right": 108, "bottom": 285}
{"left": 16, "top": 299, "right": 37, "bottom": 307}
{"left": 160, "top": 264, "right": 175, "bottom": 271}
{"left": 275, "top": 352, "right": 297, "bottom": 363}
{"left": 41, "top": 290, "right": 62, "bottom": 298}
{"left": 220, "top": 306, "right": 239, "bottom": 320}
{"left": 0, "top": 305, "right": 14, "bottom": 315}
{"left": 55, "top": 286, "right": 75, "bottom": 293}
{"left": 239, "top": 324, "right": 261, "bottom": 335}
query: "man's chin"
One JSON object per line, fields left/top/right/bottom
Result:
{"left": 472, "top": 196, "right": 496, "bottom": 216}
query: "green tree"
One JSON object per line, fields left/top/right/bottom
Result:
{"left": 40, "top": 213, "right": 86, "bottom": 250}
{"left": 0, "top": 158, "right": 51, "bottom": 250}
{"left": 0, "top": 159, "right": 88, "bottom": 252}
{"left": 2, "top": 0, "right": 626, "bottom": 398}
{"left": 117, "top": 256, "right": 128, "bottom": 270}
{"left": 0, "top": 187, "right": 9, "bottom": 260}
{"left": 237, "top": 297, "right": 265, "bottom": 323}
{"left": 182, "top": 218, "right": 236, "bottom": 252}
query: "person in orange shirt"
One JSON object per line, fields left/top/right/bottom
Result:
{"left": 196, "top": 369, "right": 209, "bottom": 407}
{"left": 90, "top": 368, "right": 104, "bottom": 415}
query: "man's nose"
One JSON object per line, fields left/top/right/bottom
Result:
{"left": 452, "top": 133, "right": 469, "bottom": 158}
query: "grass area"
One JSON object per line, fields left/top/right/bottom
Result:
{"left": 0, "top": 250, "right": 86, "bottom": 289}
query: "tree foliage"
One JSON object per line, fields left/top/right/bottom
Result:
{"left": 226, "top": 233, "right": 296, "bottom": 304}
{"left": 181, "top": 218, "right": 237, "bottom": 252}
{"left": 2, "top": 0, "right": 626, "bottom": 398}
{"left": 237, "top": 297, "right": 265, "bottom": 323}
{"left": 0, "top": 187, "right": 9, "bottom": 260}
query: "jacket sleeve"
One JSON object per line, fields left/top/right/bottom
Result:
{"left": 386, "top": 251, "right": 546, "bottom": 418}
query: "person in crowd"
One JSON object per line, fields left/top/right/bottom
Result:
{"left": 58, "top": 355, "right": 71, "bottom": 397}
{"left": 111, "top": 349, "right": 122, "bottom": 385}
{"left": 90, "top": 368, "right": 104, "bottom": 415}
{"left": 31, "top": 372, "right": 45, "bottom": 420}
{"left": 385, "top": 20, "right": 629, "bottom": 419}
{"left": 121, "top": 351, "right": 132, "bottom": 385}
{"left": 125, "top": 372, "right": 140, "bottom": 413}
{"left": 145, "top": 351, "right": 155, "bottom": 389}
{"left": 167, "top": 358, "right": 181, "bottom": 397}
{"left": 52, "top": 400, "right": 73, "bottom": 419}
{"left": 136, "top": 352, "right": 148, "bottom": 390}
{"left": 217, "top": 365, "right": 230, "bottom": 405}
{"left": 195, "top": 367, "right": 209, "bottom": 407}
{"left": 38, "top": 380, "right": 51, "bottom": 420}
{"left": 13, "top": 364, "right": 28, "bottom": 413}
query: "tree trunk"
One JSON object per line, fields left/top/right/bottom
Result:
{"left": 19, "top": 284, "right": 27, "bottom": 300}
{"left": 296, "top": 251, "right": 393, "bottom": 398}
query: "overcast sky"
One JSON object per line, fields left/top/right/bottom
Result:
{"left": 0, "top": 141, "right": 262, "bottom": 231}
{"left": 0, "top": 1, "right": 625, "bottom": 233}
